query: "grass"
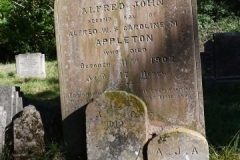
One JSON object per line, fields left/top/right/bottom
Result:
{"left": 1, "top": 61, "right": 240, "bottom": 159}
{"left": 0, "top": 61, "right": 60, "bottom": 106}
{"left": 209, "top": 134, "right": 240, "bottom": 160}
{"left": 0, "top": 61, "right": 64, "bottom": 160}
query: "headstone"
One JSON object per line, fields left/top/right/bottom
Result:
{"left": 147, "top": 128, "right": 209, "bottom": 160}
{"left": 15, "top": 53, "right": 46, "bottom": 78}
{"left": 0, "top": 85, "right": 16, "bottom": 125}
{"left": 0, "top": 106, "right": 7, "bottom": 153}
{"left": 214, "top": 33, "right": 240, "bottom": 80}
{"left": 55, "top": 0, "right": 205, "bottom": 157}
{"left": 13, "top": 105, "right": 45, "bottom": 159}
{"left": 201, "top": 41, "right": 214, "bottom": 79}
{"left": 86, "top": 91, "right": 148, "bottom": 160}
{"left": 0, "top": 85, "right": 24, "bottom": 126}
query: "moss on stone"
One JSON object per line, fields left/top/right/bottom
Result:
{"left": 105, "top": 91, "right": 146, "bottom": 115}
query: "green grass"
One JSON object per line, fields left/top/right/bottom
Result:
{"left": 209, "top": 134, "right": 240, "bottom": 160}
{"left": 0, "top": 61, "right": 60, "bottom": 106}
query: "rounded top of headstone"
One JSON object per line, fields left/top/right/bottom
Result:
{"left": 104, "top": 91, "right": 147, "bottom": 115}
{"left": 160, "top": 127, "right": 207, "bottom": 141}
{"left": 147, "top": 127, "right": 209, "bottom": 160}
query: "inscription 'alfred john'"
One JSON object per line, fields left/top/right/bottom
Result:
{"left": 80, "top": 0, "right": 163, "bottom": 14}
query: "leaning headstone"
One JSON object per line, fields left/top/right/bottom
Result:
{"left": 55, "top": 0, "right": 205, "bottom": 157}
{"left": 147, "top": 128, "right": 209, "bottom": 160}
{"left": 0, "top": 85, "right": 15, "bottom": 125}
{"left": 13, "top": 105, "right": 45, "bottom": 159}
{"left": 0, "top": 85, "right": 24, "bottom": 126}
{"left": 0, "top": 106, "right": 7, "bottom": 153}
{"left": 15, "top": 53, "right": 46, "bottom": 78}
{"left": 86, "top": 91, "right": 148, "bottom": 160}
{"left": 214, "top": 33, "right": 240, "bottom": 80}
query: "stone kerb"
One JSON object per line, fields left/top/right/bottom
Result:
{"left": 147, "top": 128, "right": 209, "bottom": 160}
{"left": 86, "top": 91, "right": 148, "bottom": 160}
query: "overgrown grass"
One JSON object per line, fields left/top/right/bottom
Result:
{"left": 210, "top": 134, "right": 240, "bottom": 160}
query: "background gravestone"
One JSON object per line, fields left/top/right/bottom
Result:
{"left": 15, "top": 53, "right": 46, "bottom": 78}
{"left": 55, "top": 0, "right": 205, "bottom": 157}
{"left": 147, "top": 128, "right": 209, "bottom": 160}
{"left": 86, "top": 91, "right": 148, "bottom": 160}
{"left": 214, "top": 33, "right": 240, "bottom": 80}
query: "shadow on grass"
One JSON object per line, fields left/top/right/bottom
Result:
{"left": 203, "top": 82, "right": 240, "bottom": 146}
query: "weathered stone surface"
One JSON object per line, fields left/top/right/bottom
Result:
{"left": 147, "top": 128, "right": 209, "bottom": 160}
{"left": 15, "top": 53, "right": 46, "bottom": 78}
{"left": 0, "top": 106, "right": 7, "bottom": 153}
{"left": 55, "top": 0, "right": 204, "bottom": 134}
{"left": 86, "top": 91, "right": 148, "bottom": 160}
{"left": 0, "top": 85, "right": 24, "bottom": 126}
{"left": 13, "top": 105, "right": 45, "bottom": 158}
{"left": 55, "top": 0, "right": 205, "bottom": 157}
{"left": 0, "top": 85, "right": 15, "bottom": 125}
{"left": 214, "top": 33, "right": 240, "bottom": 80}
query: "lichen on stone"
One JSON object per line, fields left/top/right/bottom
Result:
{"left": 105, "top": 91, "right": 146, "bottom": 115}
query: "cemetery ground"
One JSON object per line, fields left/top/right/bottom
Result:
{"left": 0, "top": 61, "right": 239, "bottom": 160}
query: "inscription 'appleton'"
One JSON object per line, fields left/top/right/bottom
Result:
{"left": 96, "top": 34, "right": 153, "bottom": 46}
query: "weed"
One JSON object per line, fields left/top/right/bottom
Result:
{"left": 210, "top": 132, "right": 240, "bottom": 160}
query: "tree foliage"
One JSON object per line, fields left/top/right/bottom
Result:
{"left": 0, "top": 0, "right": 55, "bottom": 60}
{"left": 0, "top": 0, "right": 240, "bottom": 61}
{"left": 198, "top": 0, "right": 240, "bottom": 46}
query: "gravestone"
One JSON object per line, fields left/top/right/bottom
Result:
{"left": 147, "top": 128, "right": 209, "bottom": 160}
{"left": 55, "top": 0, "right": 205, "bottom": 157}
{"left": 15, "top": 53, "right": 46, "bottom": 78}
{"left": 13, "top": 105, "right": 45, "bottom": 159}
{"left": 86, "top": 91, "right": 148, "bottom": 160}
{"left": 0, "top": 85, "right": 23, "bottom": 125}
{"left": 0, "top": 106, "right": 7, "bottom": 153}
{"left": 0, "top": 85, "right": 24, "bottom": 156}
{"left": 214, "top": 33, "right": 240, "bottom": 80}
{"left": 0, "top": 85, "right": 24, "bottom": 126}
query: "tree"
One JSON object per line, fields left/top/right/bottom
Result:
{"left": 0, "top": 0, "right": 56, "bottom": 60}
